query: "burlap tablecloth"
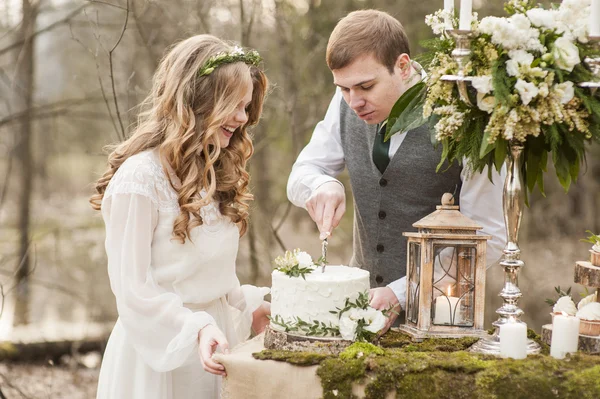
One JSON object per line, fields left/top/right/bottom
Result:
{"left": 214, "top": 334, "right": 393, "bottom": 399}
{"left": 214, "top": 334, "right": 322, "bottom": 399}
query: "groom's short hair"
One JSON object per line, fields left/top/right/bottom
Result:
{"left": 326, "top": 10, "right": 411, "bottom": 73}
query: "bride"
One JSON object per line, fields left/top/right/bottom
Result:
{"left": 90, "top": 34, "right": 271, "bottom": 399}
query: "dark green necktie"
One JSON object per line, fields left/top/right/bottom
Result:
{"left": 373, "top": 122, "right": 390, "bottom": 174}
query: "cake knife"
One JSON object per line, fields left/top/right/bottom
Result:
{"left": 321, "top": 234, "right": 328, "bottom": 273}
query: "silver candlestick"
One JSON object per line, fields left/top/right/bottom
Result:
{"left": 470, "top": 141, "right": 541, "bottom": 355}
{"left": 579, "top": 36, "right": 600, "bottom": 96}
{"left": 441, "top": 29, "right": 476, "bottom": 107}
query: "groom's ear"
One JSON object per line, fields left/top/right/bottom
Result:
{"left": 394, "top": 53, "right": 412, "bottom": 78}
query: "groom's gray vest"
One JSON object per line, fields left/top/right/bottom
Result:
{"left": 339, "top": 99, "right": 463, "bottom": 288}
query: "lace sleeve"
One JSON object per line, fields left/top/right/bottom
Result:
{"left": 103, "top": 153, "right": 180, "bottom": 213}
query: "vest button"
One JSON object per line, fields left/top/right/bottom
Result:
{"left": 376, "top": 244, "right": 384, "bottom": 253}
{"left": 375, "top": 275, "right": 384, "bottom": 284}
{"left": 378, "top": 210, "right": 386, "bottom": 220}
{"left": 379, "top": 178, "right": 388, "bottom": 187}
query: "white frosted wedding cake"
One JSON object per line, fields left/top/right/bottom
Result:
{"left": 269, "top": 250, "right": 386, "bottom": 341}
{"left": 271, "top": 265, "right": 370, "bottom": 327}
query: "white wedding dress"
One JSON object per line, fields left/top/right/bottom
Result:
{"left": 96, "top": 149, "right": 267, "bottom": 399}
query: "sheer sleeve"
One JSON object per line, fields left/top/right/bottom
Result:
{"left": 226, "top": 277, "right": 270, "bottom": 342}
{"left": 102, "top": 191, "right": 216, "bottom": 372}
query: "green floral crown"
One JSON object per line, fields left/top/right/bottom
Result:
{"left": 197, "top": 46, "right": 262, "bottom": 77}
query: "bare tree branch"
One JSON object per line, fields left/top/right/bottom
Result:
{"left": 88, "top": 0, "right": 128, "bottom": 11}
{"left": 0, "top": 146, "right": 13, "bottom": 211}
{"left": 0, "top": 372, "right": 32, "bottom": 399}
{"left": 0, "top": 3, "right": 88, "bottom": 58}
{"left": 108, "top": 0, "right": 130, "bottom": 140}
{"left": 0, "top": 95, "right": 126, "bottom": 128}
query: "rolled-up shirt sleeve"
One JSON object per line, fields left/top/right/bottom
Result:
{"left": 103, "top": 193, "right": 216, "bottom": 373}
{"left": 287, "top": 89, "right": 346, "bottom": 208}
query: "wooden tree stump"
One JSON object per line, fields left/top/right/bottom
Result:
{"left": 542, "top": 324, "right": 600, "bottom": 354}
{"left": 263, "top": 326, "right": 351, "bottom": 355}
{"left": 574, "top": 261, "right": 600, "bottom": 288}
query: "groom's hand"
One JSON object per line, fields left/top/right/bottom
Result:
{"left": 369, "top": 287, "right": 401, "bottom": 335}
{"left": 305, "top": 181, "right": 346, "bottom": 240}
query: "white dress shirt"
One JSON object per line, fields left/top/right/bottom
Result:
{"left": 287, "top": 88, "right": 507, "bottom": 309}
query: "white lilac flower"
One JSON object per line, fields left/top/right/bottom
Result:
{"left": 554, "top": 81, "right": 575, "bottom": 104}
{"left": 506, "top": 50, "right": 534, "bottom": 77}
{"left": 477, "top": 92, "right": 495, "bottom": 114}
{"left": 557, "top": 0, "right": 591, "bottom": 42}
{"left": 478, "top": 15, "right": 545, "bottom": 53}
{"left": 594, "top": 244, "right": 600, "bottom": 253}
{"left": 472, "top": 76, "right": 493, "bottom": 94}
{"left": 231, "top": 46, "right": 245, "bottom": 55}
{"left": 526, "top": 8, "right": 559, "bottom": 31}
{"left": 538, "top": 82, "right": 549, "bottom": 98}
{"left": 552, "top": 37, "right": 581, "bottom": 72}
{"left": 515, "top": 79, "right": 539, "bottom": 105}
{"left": 425, "top": 9, "right": 453, "bottom": 35}
{"left": 296, "top": 251, "right": 313, "bottom": 268}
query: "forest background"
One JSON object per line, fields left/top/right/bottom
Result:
{"left": 0, "top": 0, "right": 598, "bottom": 395}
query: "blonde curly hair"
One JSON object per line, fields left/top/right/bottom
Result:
{"left": 90, "top": 34, "right": 268, "bottom": 243}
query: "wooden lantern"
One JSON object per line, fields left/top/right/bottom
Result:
{"left": 398, "top": 193, "right": 491, "bottom": 340}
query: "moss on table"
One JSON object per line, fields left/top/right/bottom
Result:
{"left": 253, "top": 330, "right": 600, "bottom": 399}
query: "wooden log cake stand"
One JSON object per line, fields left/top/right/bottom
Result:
{"left": 263, "top": 326, "right": 352, "bottom": 356}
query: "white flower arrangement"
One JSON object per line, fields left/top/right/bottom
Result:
{"left": 390, "top": 0, "right": 600, "bottom": 197}
{"left": 273, "top": 249, "right": 316, "bottom": 279}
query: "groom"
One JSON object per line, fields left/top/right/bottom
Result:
{"left": 287, "top": 10, "right": 506, "bottom": 332}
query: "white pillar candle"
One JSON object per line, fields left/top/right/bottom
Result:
{"left": 459, "top": 0, "right": 472, "bottom": 31}
{"left": 499, "top": 320, "right": 527, "bottom": 359}
{"left": 444, "top": 0, "right": 454, "bottom": 30}
{"left": 434, "top": 295, "right": 461, "bottom": 325}
{"left": 550, "top": 313, "right": 580, "bottom": 359}
{"left": 591, "top": 0, "right": 600, "bottom": 37}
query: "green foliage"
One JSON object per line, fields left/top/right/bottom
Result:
{"left": 385, "top": 81, "right": 427, "bottom": 141}
{"left": 255, "top": 330, "right": 600, "bottom": 399}
{"left": 544, "top": 285, "right": 572, "bottom": 307}
{"left": 331, "top": 291, "right": 371, "bottom": 318}
{"left": 581, "top": 230, "right": 600, "bottom": 246}
{"left": 275, "top": 264, "right": 314, "bottom": 279}
{"left": 268, "top": 314, "right": 340, "bottom": 337}
{"left": 339, "top": 342, "right": 384, "bottom": 360}
{"left": 197, "top": 47, "right": 262, "bottom": 77}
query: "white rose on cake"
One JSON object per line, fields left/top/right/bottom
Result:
{"left": 295, "top": 251, "right": 313, "bottom": 268}
{"left": 362, "top": 308, "right": 387, "bottom": 334}
{"left": 338, "top": 307, "right": 387, "bottom": 340}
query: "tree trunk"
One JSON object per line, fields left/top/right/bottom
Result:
{"left": 13, "top": 0, "right": 38, "bottom": 326}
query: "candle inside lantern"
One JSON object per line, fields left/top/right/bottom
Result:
{"left": 499, "top": 320, "right": 527, "bottom": 359}
{"left": 434, "top": 286, "right": 461, "bottom": 325}
{"left": 550, "top": 312, "right": 580, "bottom": 359}
{"left": 591, "top": 0, "right": 600, "bottom": 37}
{"left": 444, "top": 0, "right": 454, "bottom": 30}
{"left": 459, "top": 0, "right": 472, "bottom": 31}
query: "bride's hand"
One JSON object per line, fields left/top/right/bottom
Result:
{"left": 198, "top": 324, "right": 229, "bottom": 376}
{"left": 252, "top": 301, "right": 271, "bottom": 334}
